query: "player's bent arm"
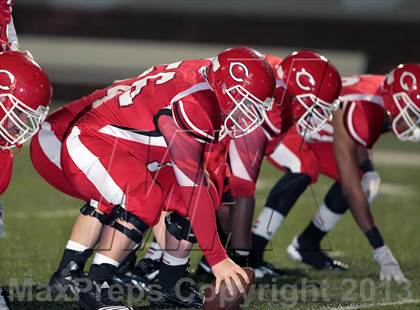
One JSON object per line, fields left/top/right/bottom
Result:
{"left": 333, "top": 109, "right": 375, "bottom": 232}
{"left": 158, "top": 115, "right": 249, "bottom": 293}
{"left": 334, "top": 110, "right": 407, "bottom": 283}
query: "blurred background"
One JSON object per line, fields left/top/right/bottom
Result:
{"left": 13, "top": 0, "right": 420, "bottom": 101}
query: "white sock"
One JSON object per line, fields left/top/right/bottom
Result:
{"left": 66, "top": 240, "right": 89, "bottom": 252}
{"left": 312, "top": 202, "right": 343, "bottom": 232}
{"left": 145, "top": 241, "right": 162, "bottom": 261}
{"left": 252, "top": 207, "right": 284, "bottom": 240}
{"left": 162, "top": 252, "right": 189, "bottom": 266}
{"left": 92, "top": 253, "right": 120, "bottom": 267}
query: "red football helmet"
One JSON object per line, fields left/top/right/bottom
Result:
{"left": 206, "top": 47, "right": 276, "bottom": 138}
{"left": 382, "top": 63, "right": 420, "bottom": 142}
{"left": 279, "top": 50, "right": 342, "bottom": 137}
{"left": 0, "top": 51, "right": 52, "bottom": 149}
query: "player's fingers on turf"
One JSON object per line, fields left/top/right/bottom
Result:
{"left": 215, "top": 276, "right": 222, "bottom": 294}
{"left": 236, "top": 266, "right": 250, "bottom": 284}
{"left": 231, "top": 272, "right": 245, "bottom": 294}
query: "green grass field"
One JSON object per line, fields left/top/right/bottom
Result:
{"left": 0, "top": 133, "right": 419, "bottom": 309}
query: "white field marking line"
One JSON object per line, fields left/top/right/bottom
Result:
{"left": 374, "top": 150, "right": 419, "bottom": 167}
{"left": 7, "top": 209, "right": 79, "bottom": 219}
{"left": 329, "top": 298, "right": 420, "bottom": 310}
{"left": 379, "top": 183, "right": 417, "bottom": 197}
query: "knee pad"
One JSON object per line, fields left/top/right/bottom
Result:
{"left": 265, "top": 169, "right": 311, "bottom": 216}
{"left": 108, "top": 205, "right": 149, "bottom": 244}
{"left": 165, "top": 213, "right": 197, "bottom": 244}
{"left": 324, "top": 182, "right": 349, "bottom": 214}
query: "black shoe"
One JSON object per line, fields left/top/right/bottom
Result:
{"left": 194, "top": 256, "right": 214, "bottom": 280}
{"left": 253, "top": 261, "right": 281, "bottom": 279}
{"left": 0, "top": 288, "right": 10, "bottom": 309}
{"left": 49, "top": 261, "right": 86, "bottom": 296}
{"left": 134, "top": 258, "right": 161, "bottom": 284}
{"left": 287, "top": 237, "right": 348, "bottom": 270}
{"left": 231, "top": 252, "right": 250, "bottom": 267}
{"left": 113, "top": 255, "right": 148, "bottom": 293}
{"left": 149, "top": 279, "right": 204, "bottom": 309}
{"left": 77, "top": 279, "right": 133, "bottom": 310}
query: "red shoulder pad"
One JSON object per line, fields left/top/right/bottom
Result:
{"left": 172, "top": 90, "right": 222, "bottom": 143}
{"left": 264, "top": 54, "right": 283, "bottom": 79}
{"left": 343, "top": 100, "right": 385, "bottom": 148}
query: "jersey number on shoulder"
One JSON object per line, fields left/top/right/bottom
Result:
{"left": 119, "top": 61, "right": 182, "bottom": 107}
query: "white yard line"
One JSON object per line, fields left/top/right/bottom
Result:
{"left": 374, "top": 151, "right": 419, "bottom": 167}
{"left": 329, "top": 299, "right": 420, "bottom": 310}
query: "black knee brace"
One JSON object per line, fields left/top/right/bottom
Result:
{"left": 80, "top": 202, "right": 112, "bottom": 225}
{"left": 324, "top": 182, "right": 349, "bottom": 214}
{"left": 265, "top": 169, "right": 311, "bottom": 216}
{"left": 165, "top": 213, "right": 197, "bottom": 244}
{"left": 108, "top": 206, "right": 149, "bottom": 244}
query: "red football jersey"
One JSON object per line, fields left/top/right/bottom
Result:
{"left": 0, "top": 149, "right": 13, "bottom": 194}
{"left": 0, "top": 0, "right": 13, "bottom": 51}
{"left": 80, "top": 59, "right": 220, "bottom": 142}
{"left": 262, "top": 54, "right": 294, "bottom": 140}
{"left": 340, "top": 75, "right": 386, "bottom": 148}
{"left": 76, "top": 59, "right": 228, "bottom": 265}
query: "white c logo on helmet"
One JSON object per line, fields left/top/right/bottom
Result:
{"left": 400, "top": 71, "right": 417, "bottom": 91}
{"left": 296, "top": 69, "right": 315, "bottom": 91}
{"left": 229, "top": 62, "right": 249, "bottom": 82}
{"left": 0, "top": 70, "right": 15, "bottom": 91}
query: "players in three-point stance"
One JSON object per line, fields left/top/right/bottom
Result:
{"left": 30, "top": 47, "right": 276, "bottom": 309}
{"left": 251, "top": 64, "right": 419, "bottom": 283}
{"left": 192, "top": 50, "right": 343, "bottom": 279}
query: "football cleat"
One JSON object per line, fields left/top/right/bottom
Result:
{"left": 287, "top": 237, "right": 348, "bottom": 271}
{"left": 112, "top": 255, "right": 148, "bottom": 293}
{"left": 77, "top": 280, "right": 133, "bottom": 310}
{"left": 149, "top": 279, "right": 204, "bottom": 309}
{"left": 49, "top": 261, "right": 86, "bottom": 296}
{"left": 253, "top": 261, "right": 281, "bottom": 279}
{"left": 134, "top": 258, "right": 161, "bottom": 285}
{"left": 0, "top": 288, "right": 10, "bottom": 310}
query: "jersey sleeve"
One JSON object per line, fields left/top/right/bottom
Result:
{"left": 0, "top": 0, "right": 18, "bottom": 51}
{"left": 343, "top": 101, "right": 385, "bottom": 148}
{"left": 228, "top": 126, "right": 267, "bottom": 197}
{"left": 171, "top": 91, "right": 222, "bottom": 144}
{"left": 0, "top": 149, "right": 13, "bottom": 195}
{"left": 158, "top": 115, "right": 227, "bottom": 266}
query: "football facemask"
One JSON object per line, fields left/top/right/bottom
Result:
{"left": 295, "top": 93, "right": 336, "bottom": 137}
{"left": 390, "top": 92, "right": 420, "bottom": 142}
{"left": 0, "top": 94, "right": 49, "bottom": 149}
{"left": 224, "top": 84, "right": 273, "bottom": 138}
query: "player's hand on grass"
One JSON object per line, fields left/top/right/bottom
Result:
{"left": 374, "top": 245, "right": 408, "bottom": 283}
{"left": 211, "top": 257, "right": 250, "bottom": 295}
